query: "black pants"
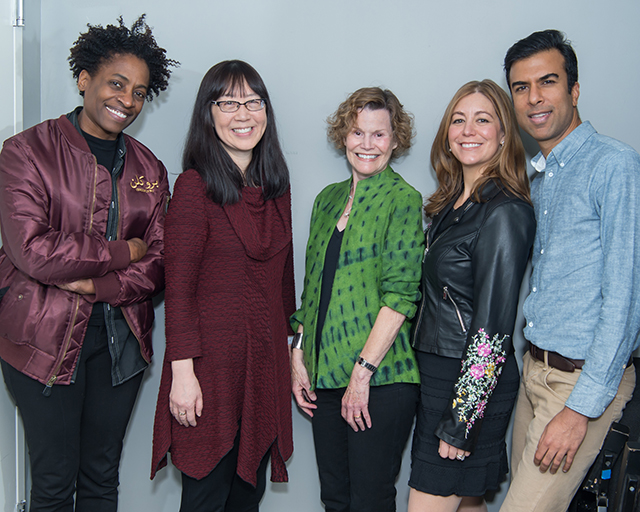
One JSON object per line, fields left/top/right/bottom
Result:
{"left": 1, "top": 324, "right": 143, "bottom": 512}
{"left": 311, "top": 383, "right": 419, "bottom": 512}
{"left": 179, "top": 430, "right": 270, "bottom": 512}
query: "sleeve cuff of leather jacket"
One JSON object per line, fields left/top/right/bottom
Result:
{"left": 435, "top": 419, "right": 476, "bottom": 452}
{"left": 90, "top": 272, "right": 121, "bottom": 304}
{"left": 107, "top": 240, "right": 131, "bottom": 271}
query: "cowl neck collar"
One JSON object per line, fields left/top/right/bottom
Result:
{"left": 222, "top": 187, "right": 292, "bottom": 261}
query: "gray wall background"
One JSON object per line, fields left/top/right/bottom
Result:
{"left": 2, "top": 0, "right": 640, "bottom": 510}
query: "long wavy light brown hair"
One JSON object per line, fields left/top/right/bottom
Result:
{"left": 327, "top": 87, "right": 414, "bottom": 159}
{"left": 425, "top": 79, "right": 531, "bottom": 217}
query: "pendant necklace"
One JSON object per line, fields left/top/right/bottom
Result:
{"left": 344, "top": 185, "right": 355, "bottom": 218}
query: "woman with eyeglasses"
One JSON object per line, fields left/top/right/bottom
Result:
{"left": 151, "top": 60, "right": 295, "bottom": 511}
{"left": 290, "top": 87, "right": 424, "bottom": 511}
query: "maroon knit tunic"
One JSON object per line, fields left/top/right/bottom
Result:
{"left": 151, "top": 169, "right": 295, "bottom": 485}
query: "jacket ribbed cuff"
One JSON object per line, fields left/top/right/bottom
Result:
{"left": 107, "top": 240, "right": 131, "bottom": 271}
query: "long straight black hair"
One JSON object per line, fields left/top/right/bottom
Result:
{"left": 182, "top": 60, "right": 290, "bottom": 204}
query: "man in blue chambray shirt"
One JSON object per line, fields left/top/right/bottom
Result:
{"left": 499, "top": 30, "right": 640, "bottom": 512}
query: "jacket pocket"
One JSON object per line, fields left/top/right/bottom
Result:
{"left": 0, "top": 275, "right": 45, "bottom": 344}
{"left": 443, "top": 286, "right": 467, "bottom": 334}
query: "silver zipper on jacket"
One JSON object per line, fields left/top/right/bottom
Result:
{"left": 443, "top": 286, "right": 467, "bottom": 334}
{"left": 423, "top": 229, "right": 436, "bottom": 262}
{"left": 419, "top": 201, "right": 475, "bottom": 337}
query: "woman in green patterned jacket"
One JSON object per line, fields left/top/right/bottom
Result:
{"left": 290, "top": 87, "right": 424, "bottom": 512}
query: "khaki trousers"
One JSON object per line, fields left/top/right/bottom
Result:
{"left": 500, "top": 352, "right": 635, "bottom": 512}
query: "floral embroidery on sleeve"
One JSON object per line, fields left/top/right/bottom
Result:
{"left": 452, "top": 328, "right": 508, "bottom": 438}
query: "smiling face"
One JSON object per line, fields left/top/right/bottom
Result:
{"left": 509, "top": 49, "right": 581, "bottom": 156}
{"left": 77, "top": 53, "right": 149, "bottom": 140}
{"left": 448, "top": 92, "right": 504, "bottom": 176}
{"left": 211, "top": 82, "right": 267, "bottom": 171}
{"left": 345, "top": 107, "right": 397, "bottom": 184}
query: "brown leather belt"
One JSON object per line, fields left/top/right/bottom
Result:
{"left": 529, "top": 343, "right": 634, "bottom": 373}
{"left": 529, "top": 343, "right": 584, "bottom": 372}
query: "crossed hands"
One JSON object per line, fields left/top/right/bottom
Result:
{"left": 55, "top": 238, "right": 148, "bottom": 295}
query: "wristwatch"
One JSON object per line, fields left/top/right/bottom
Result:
{"left": 357, "top": 356, "right": 378, "bottom": 374}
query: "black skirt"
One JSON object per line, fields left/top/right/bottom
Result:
{"left": 409, "top": 351, "right": 519, "bottom": 497}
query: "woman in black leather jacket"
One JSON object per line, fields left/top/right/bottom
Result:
{"left": 408, "top": 80, "right": 535, "bottom": 512}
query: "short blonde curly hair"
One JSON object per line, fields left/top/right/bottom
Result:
{"left": 327, "top": 87, "right": 414, "bottom": 159}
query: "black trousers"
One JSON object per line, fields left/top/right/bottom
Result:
{"left": 311, "top": 383, "right": 419, "bottom": 512}
{"left": 179, "top": 430, "right": 270, "bottom": 512}
{"left": 1, "top": 324, "right": 143, "bottom": 512}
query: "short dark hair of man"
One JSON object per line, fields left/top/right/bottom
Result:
{"left": 68, "top": 14, "right": 179, "bottom": 101}
{"left": 504, "top": 29, "right": 578, "bottom": 94}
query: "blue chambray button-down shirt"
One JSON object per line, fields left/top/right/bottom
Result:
{"left": 523, "top": 121, "right": 640, "bottom": 418}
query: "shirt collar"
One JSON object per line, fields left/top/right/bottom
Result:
{"left": 530, "top": 121, "right": 596, "bottom": 173}
{"left": 531, "top": 153, "right": 547, "bottom": 173}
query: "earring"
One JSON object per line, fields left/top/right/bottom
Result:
{"left": 500, "top": 140, "right": 505, "bottom": 146}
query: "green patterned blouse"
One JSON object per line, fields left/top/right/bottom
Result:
{"left": 291, "top": 166, "right": 424, "bottom": 389}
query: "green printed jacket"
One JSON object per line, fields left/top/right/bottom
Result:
{"left": 291, "top": 166, "right": 424, "bottom": 389}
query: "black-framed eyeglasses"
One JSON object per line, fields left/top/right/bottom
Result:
{"left": 211, "top": 99, "right": 266, "bottom": 113}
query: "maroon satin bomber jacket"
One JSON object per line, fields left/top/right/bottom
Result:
{"left": 0, "top": 113, "right": 169, "bottom": 386}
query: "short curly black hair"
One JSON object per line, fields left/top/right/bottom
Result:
{"left": 68, "top": 14, "right": 178, "bottom": 101}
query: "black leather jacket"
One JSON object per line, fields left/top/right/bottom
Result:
{"left": 412, "top": 179, "right": 535, "bottom": 451}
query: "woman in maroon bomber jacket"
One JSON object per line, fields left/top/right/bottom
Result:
{"left": 0, "top": 16, "right": 176, "bottom": 512}
{"left": 151, "top": 60, "right": 295, "bottom": 511}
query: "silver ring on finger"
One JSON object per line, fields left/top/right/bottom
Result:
{"left": 456, "top": 454, "right": 465, "bottom": 461}
{"left": 179, "top": 411, "right": 186, "bottom": 416}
